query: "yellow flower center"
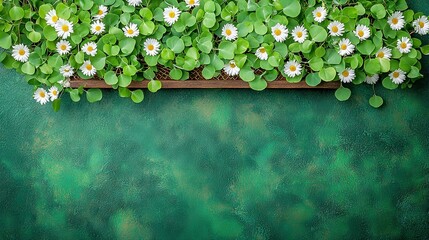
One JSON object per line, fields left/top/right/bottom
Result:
{"left": 332, "top": 26, "right": 338, "bottom": 33}
{"left": 419, "top": 21, "right": 425, "bottom": 28}
{"left": 392, "top": 18, "right": 398, "bottom": 25}
{"left": 86, "top": 64, "right": 93, "bottom": 71}
{"left": 289, "top": 65, "right": 296, "bottom": 72}
{"left": 229, "top": 63, "right": 236, "bottom": 68}
{"left": 87, "top": 46, "right": 94, "bottom": 52}
{"left": 341, "top": 44, "right": 347, "bottom": 50}
{"left": 259, "top": 48, "right": 266, "bottom": 53}
{"left": 377, "top": 52, "right": 385, "bottom": 58}
{"left": 297, "top": 31, "right": 303, "bottom": 38}
{"left": 95, "top": 25, "right": 101, "bottom": 31}
{"left": 148, "top": 44, "right": 154, "bottom": 51}
{"left": 225, "top": 29, "right": 232, "bottom": 36}
{"left": 98, "top": 10, "right": 104, "bottom": 15}
{"left": 169, "top": 11, "right": 176, "bottom": 18}
{"left": 18, "top": 49, "right": 25, "bottom": 55}
{"left": 316, "top": 12, "right": 322, "bottom": 18}
{"left": 64, "top": 68, "right": 70, "bottom": 72}
{"left": 39, "top": 91, "right": 45, "bottom": 98}
{"left": 62, "top": 24, "right": 69, "bottom": 32}
{"left": 61, "top": 45, "right": 67, "bottom": 50}
{"left": 274, "top": 29, "right": 281, "bottom": 36}
{"left": 189, "top": 0, "right": 195, "bottom": 4}
{"left": 52, "top": 15, "right": 58, "bottom": 23}
{"left": 393, "top": 72, "right": 400, "bottom": 78}
{"left": 400, "top": 42, "right": 407, "bottom": 49}
{"left": 358, "top": 30, "right": 364, "bottom": 37}
{"left": 52, "top": 90, "right": 58, "bottom": 96}
{"left": 127, "top": 29, "right": 134, "bottom": 35}
{"left": 342, "top": 71, "right": 349, "bottom": 77}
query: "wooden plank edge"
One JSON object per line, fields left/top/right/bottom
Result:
{"left": 70, "top": 79, "right": 340, "bottom": 89}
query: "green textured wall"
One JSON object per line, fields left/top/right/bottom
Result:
{"left": 1, "top": 3, "right": 429, "bottom": 240}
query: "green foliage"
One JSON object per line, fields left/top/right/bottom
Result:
{"left": 0, "top": 0, "right": 427, "bottom": 109}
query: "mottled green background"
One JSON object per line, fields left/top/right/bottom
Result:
{"left": 1, "top": 4, "right": 429, "bottom": 240}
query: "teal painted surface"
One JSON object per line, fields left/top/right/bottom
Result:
{"left": 1, "top": 4, "right": 429, "bottom": 240}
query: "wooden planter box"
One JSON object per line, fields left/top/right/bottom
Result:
{"left": 69, "top": 67, "right": 340, "bottom": 89}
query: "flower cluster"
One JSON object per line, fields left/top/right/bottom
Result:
{"left": 0, "top": 0, "right": 428, "bottom": 109}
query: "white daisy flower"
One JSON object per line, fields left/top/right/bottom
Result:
{"left": 327, "top": 21, "right": 345, "bottom": 36}
{"left": 223, "top": 60, "right": 240, "bottom": 76}
{"left": 338, "top": 38, "right": 355, "bottom": 56}
{"left": 313, "top": 6, "right": 327, "bottom": 23}
{"left": 55, "top": 19, "right": 74, "bottom": 39}
{"left": 82, "top": 42, "right": 98, "bottom": 56}
{"left": 33, "top": 88, "right": 50, "bottom": 105}
{"left": 388, "top": 11, "right": 405, "bottom": 30}
{"left": 56, "top": 40, "right": 71, "bottom": 55}
{"left": 94, "top": 5, "right": 108, "bottom": 20}
{"left": 163, "top": 7, "right": 181, "bottom": 25}
{"left": 376, "top": 47, "right": 392, "bottom": 59}
{"left": 45, "top": 9, "right": 59, "bottom": 27}
{"left": 221, "top": 23, "right": 238, "bottom": 41}
{"left": 413, "top": 16, "right": 429, "bottom": 35}
{"left": 397, "top": 37, "right": 412, "bottom": 54}
{"left": 126, "top": 0, "right": 142, "bottom": 7}
{"left": 354, "top": 24, "right": 370, "bottom": 41}
{"left": 271, "top": 23, "right": 288, "bottom": 42}
{"left": 91, "top": 21, "right": 105, "bottom": 35}
{"left": 48, "top": 86, "right": 60, "bottom": 101}
{"left": 292, "top": 25, "right": 308, "bottom": 43}
{"left": 59, "top": 64, "right": 74, "bottom": 78}
{"left": 255, "top": 47, "right": 268, "bottom": 60}
{"left": 144, "top": 38, "right": 161, "bottom": 56}
{"left": 283, "top": 60, "right": 302, "bottom": 78}
{"left": 389, "top": 69, "right": 406, "bottom": 84}
{"left": 365, "top": 74, "right": 379, "bottom": 85}
{"left": 339, "top": 68, "right": 355, "bottom": 83}
{"left": 122, "top": 23, "right": 139, "bottom": 38}
{"left": 185, "top": 0, "right": 200, "bottom": 8}
{"left": 80, "top": 60, "right": 96, "bottom": 77}
{"left": 11, "top": 44, "right": 30, "bottom": 62}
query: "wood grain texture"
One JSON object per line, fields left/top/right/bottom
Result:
{"left": 70, "top": 79, "right": 340, "bottom": 89}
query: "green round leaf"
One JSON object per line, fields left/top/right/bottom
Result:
{"left": 148, "top": 80, "right": 162, "bottom": 93}
{"left": 131, "top": 90, "right": 144, "bottom": 103}
{"left": 309, "top": 25, "right": 327, "bottom": 42}
{"left": 249, "top": 77, "right": 267, "bottom": 91}
{"left": 281, "top": 0, "right": 301, "bottom": 17}
{"left": 369, "top": 95, "right": 384, "bottom": 108}
{"left": 306, "top": 73, "right": 321, "bottom": 87}
{"left": 21, "top": 62, "right": 35, "bottom": 75}
{"left": 123, "top": 65, "right": 137, "bottom": 77}
{"left": 104, "top": 71, "right": 119, "bottom": 85}
{"left": 309, "top": 57, "right": 323, "bottom": 71}
{"left": 239, "top": 68, "right": 255, "bottom": 82}
{"left": 382, "top": 76, "right": 399, "bottom": 90}
{"left": 86, "top": 89, "right": 103, "bottom": 103}
{"left": 202, "top": 65, "right": 216, "bottom": 79}
{"left": 0, "top": 31, "right": 12, "bottom": 49}
{"left": 169, "top": 68, "right": 183, "bottom": 80}
{"left": 9, "top": 6, "right": 24, "bottom": 21}
{"left": 370, "top": 4, "right": 386, "bottom": 19}
{"left": 166, "top": 36, "right": 185, "bottom": 54}
{"left": 119, "top": 38, "right": 136, "bottom": 55}
{"left": 318, "top": 67, "right": 336, "bottom": 81}
{"left": 202, "top": 12, "right": 216, "bottom": 28}
{"left": 118, "top": 74, "right": 132, "bottom": 87}
{"left": 335, "top": 86, "right": 352, "bottom": 101}
{"left": 28, "top": 31, "right": 42, "bottom": 43}
{"left": 218, "top": 41, "right": 236, "bottom": 60}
